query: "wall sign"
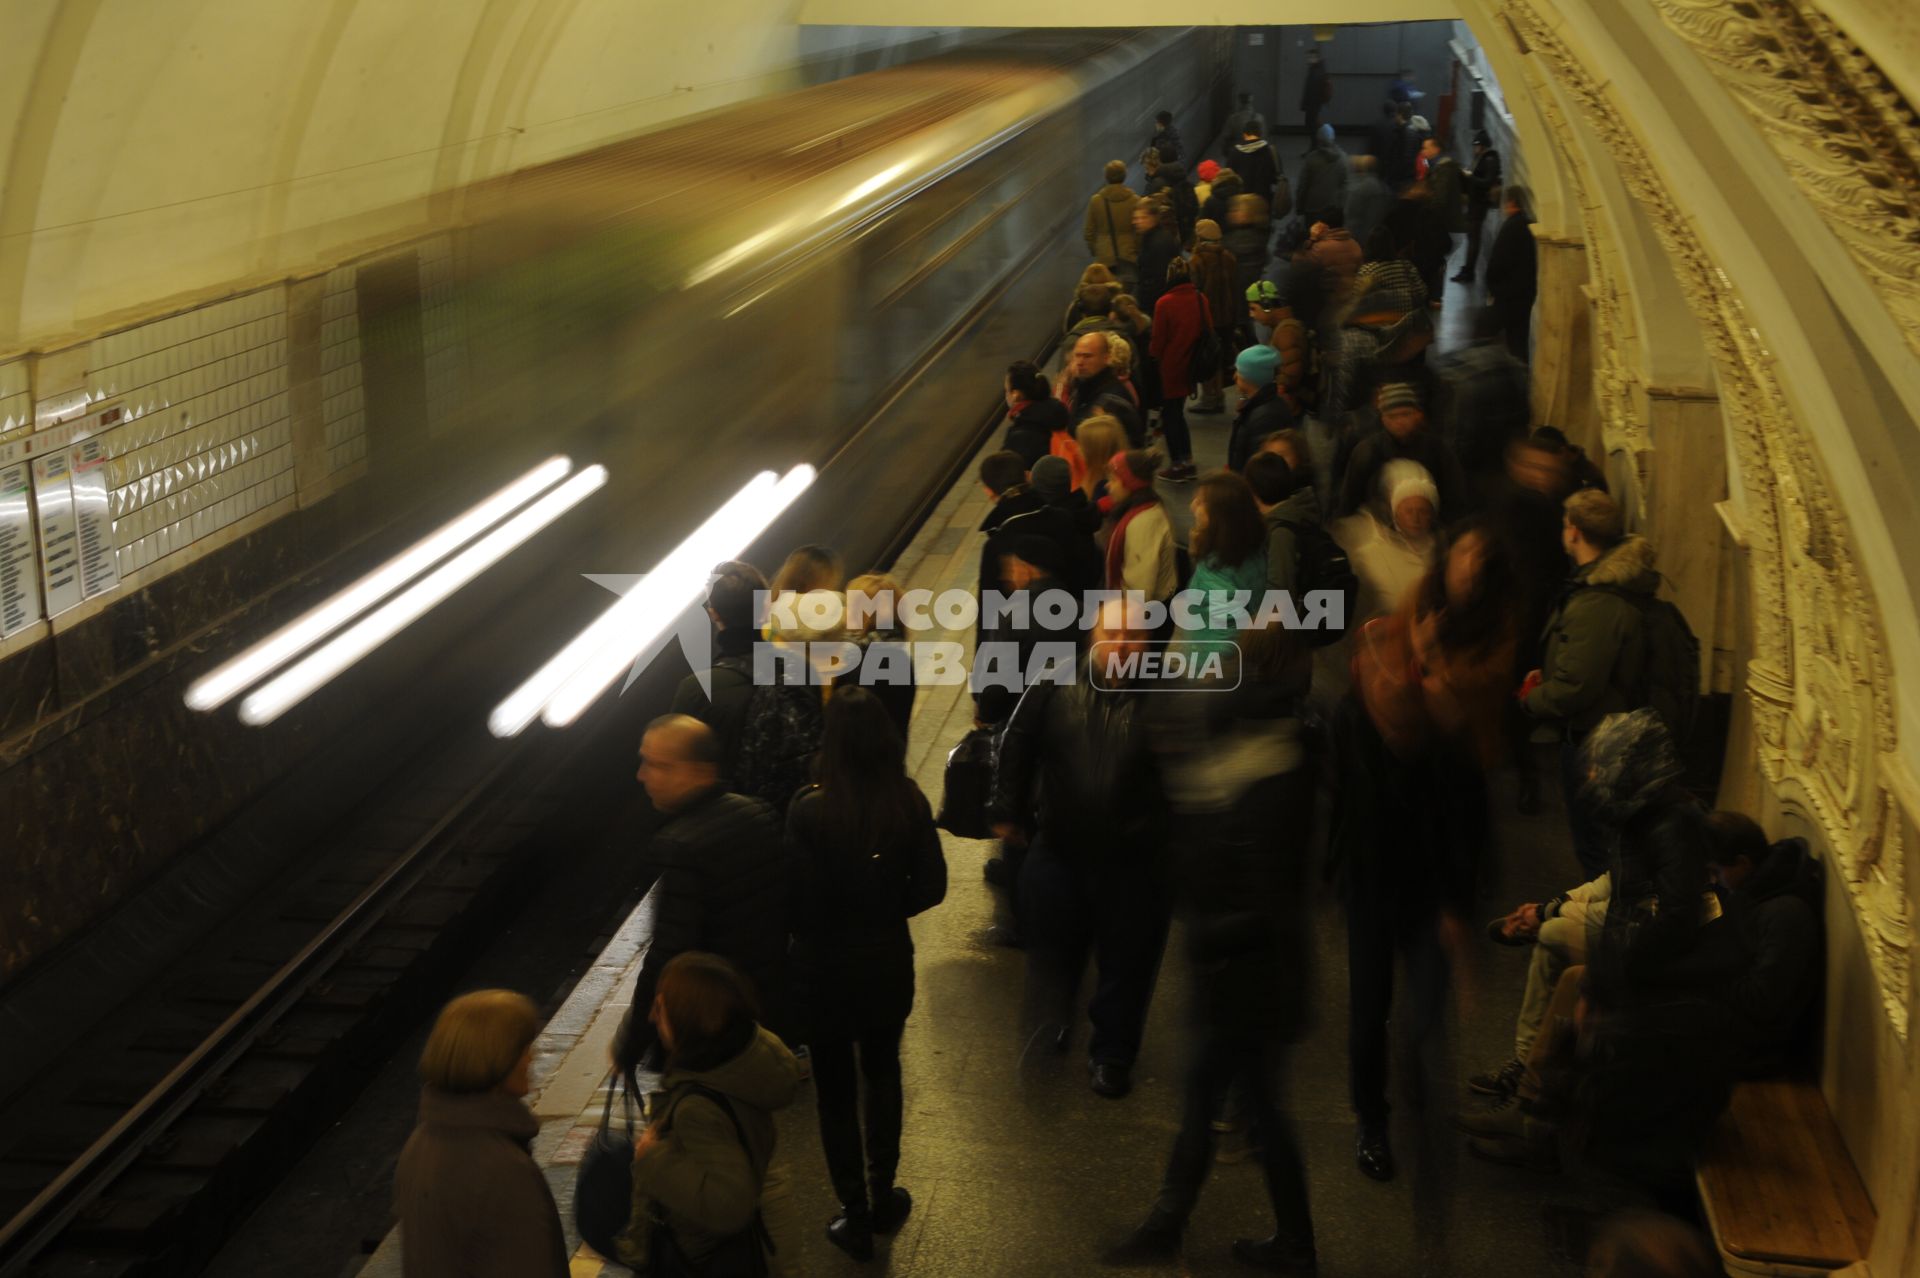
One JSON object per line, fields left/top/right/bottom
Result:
{"left": 0, "top": 459, "right": 39, "bottom": 637}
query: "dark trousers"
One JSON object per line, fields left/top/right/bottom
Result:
{"left": 1346, "top": 905, "right": 1450, "bottom": 1126}
{"left": 1304, "top": 106, "right": 1322, "bottom": 137}
{"left": 811, "top": 1021, "right": 906, "bottom": 1211}
{"left": 1156, "top": 1026, "right": 1316, "bottom": 1254}
{"left": 1160, "top": 395, "right": 1192, "bottom": 465}
{"left": 1498, "top": 294, "right": 1534, "bottom": 361}
{"left": 1559, "top": 737, "right": 1609, "bottom": 878}
{"left": 1022, "top": 841, "right": 1171, "bottom": 1066}
{"left": 1461, "top": 206, "right": 1490, "bottom": 277}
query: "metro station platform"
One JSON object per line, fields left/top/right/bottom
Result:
{"left": 354, "top": 372, "right": 1623, "bottom": 1278}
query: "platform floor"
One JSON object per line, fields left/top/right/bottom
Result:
{"left": 354, "top": 276, "right": 1629, "bottom": 1275}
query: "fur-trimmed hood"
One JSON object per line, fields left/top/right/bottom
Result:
{"left": 1584, "top": 534, "right": 1658, "bottom": 593}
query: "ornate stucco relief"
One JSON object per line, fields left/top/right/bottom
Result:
{"left": 1649, "top": 0, "right": 1920, "bottom": 357}
{"left": 1493, "top": 0, "right": 1912, "bottom": 1037}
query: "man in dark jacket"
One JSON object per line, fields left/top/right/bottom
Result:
{"left": 1064, "top": 331, "right": 1144, "bottom": 444}
{"left": 974, "top": 532, "right": 1077, "bottom": 729}
{"left": 1366, "top": 103, "right": 1409, "bottom": 190}
{"left": 1701, "top": 816, "right": 1823, "bottom": 1075}
{"left": 990, "top": 600, "right": 1171, "bottom": 1100}
{"left": 1300, "top": 49, "right": 1331, "bottom": 137}
{"left": 1486, "top": 185, "right": 1538, "bottom": 360}
{"left": 1344, "top": 155, "right": 1395, "bottom": 250}
{"left": 1230, "top": 121, "right": 1282, "bottom": 212}
{"left": 1132, "top": 198, "right": 1181, "bottom": 317}
{"left": 977, "top": 450, "right": 1047, "bottom": 637}
{"left": 1419, "top": 136, "right": 1467, "bottom": 238}
{"left": 668, "top": 561, "right": 768, "bottom": 778}
{"left": 1455, "top": 130, "right": 1504, "bottom": 283}
{"left": 1294, "top": 125, "right": 1348, "bottom": 239}
{"left": 1522, "top": 490, "right": 1660, "bottom": 878}
{"left": 1384, "top": 183, "right": 1454, "bottom": 307}
{"left": 1246, "top": 452, "right": 1320, "bottom": 602}
{"left": 1227, "top": 344, "right": 1295, "bottom": 473}
{"left": 1434, "top": 307, "right": 1531, "bottom": 495}
{"left": 1146, "top": 110, "right": 1182, "bottom": 166}
{"left": 613, "top": 716, "right": 790, "bottom": 1074}
{"left": 1337, "top": 381, "right": 1470, "bottom": 518}
{"left": 1200, "top": 168, "right": 1245, "bottom": 236}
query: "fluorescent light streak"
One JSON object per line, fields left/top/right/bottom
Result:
{"left": 486, "top": 470, "right": 778, "bottom": 738}
{"left": 186, "top": 456, "right": 573, "bottom": 712}
{"left": 237, "top": 466, "right": 607, "bottom": 726}
{"left": 487, "top": 464, "right": 815, "bottom": 738}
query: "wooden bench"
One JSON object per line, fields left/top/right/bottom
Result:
{"left": 1695, "top": 1078, "right": 1876, "bottom": 1276}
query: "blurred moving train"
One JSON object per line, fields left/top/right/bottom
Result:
{"left": 0, "top": 28, "right": 1225, "bottom": 1063}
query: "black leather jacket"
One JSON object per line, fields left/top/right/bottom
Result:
{"left": 988, "top": 671, "right": 1166, "bottom": 860}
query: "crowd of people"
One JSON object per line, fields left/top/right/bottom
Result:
{"left": 385, "top": 78, "right": 1818, "bottom": 1278}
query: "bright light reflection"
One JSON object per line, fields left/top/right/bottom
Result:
{"left": 488, "top": 464, "right": 815, "bottom": 737}
{"left": 186, "top": 456, "right": 572, "bottom": 712}
{"left": 238, "top": 466, "right": 608, "bottom": 726}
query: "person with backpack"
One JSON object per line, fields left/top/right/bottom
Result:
{"left": 1084, "top": 160, "right": 1140, "bottom": 282}
{"left": 613, "top": 717, "right": 792, "bottom": 1079}
{"left": 1245, "top": 280, "right": 1312, "bottom": 413}
{"left": 617, "top": 952, "right": 806, "bottom": 1274}
{"left": 1148, "top": 256, "right": 1213, "bottom": 482}
{"left": 1521, "top": 489, "right": 1668, "bottom": 878}
{"left": 1245, "top": 451, "right": 1337, "bottom": 614}
{"left": 786, "top": 688, "right": 947, "bottom": 1261}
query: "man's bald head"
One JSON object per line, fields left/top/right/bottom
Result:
{"left": 638, "top": 714, "right": 721, "bottom": 811}
{"left": 1069, "top": 332, "right": 1113, "bottom": 381}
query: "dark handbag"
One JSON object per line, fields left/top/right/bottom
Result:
{"left": 1187, "top": 296, "right": 1224, "bottom": 383}
{"left": 936, "top": 725, "right": 996, "bottom": 838}
{"left": 649, "top": 1083, "right": 771, "bottom": 1278}
{"left": 575, "top": 1075, "right": 638, "bottom": 1262}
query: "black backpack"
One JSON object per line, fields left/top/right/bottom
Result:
{"left": 1276, "top": 518, "right": 1359, "bottom": 648}
{"left": 1594, "top": 585, "right": 1702, "bottom": 750}
{"left": 732, "top": 680, "right": 822, "bottom": 815}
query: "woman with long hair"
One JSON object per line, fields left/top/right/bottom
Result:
{"left": 396, "top": 990, "right": 568, "bottom": 1277}
{"left": 1075, "top": 415, "right": 1127, "bottom": 522}
{"left": 786, "top": 688, "right": 948, "bottom": 1261}
{"left": 844, "top": 572, "right": 915, "bottom": 750}
{"left": 1185, "top": 470, "right": 1268, "bottom": 646}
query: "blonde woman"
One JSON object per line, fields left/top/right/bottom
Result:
{"left": 844, "top": 572, "right": 915, "bottom": 749}
{"left": 1075, "top": 415, "right": 1128, "bottom": 537}
{"left": 396, "top": 990, "right": 567, "bottom": 1278}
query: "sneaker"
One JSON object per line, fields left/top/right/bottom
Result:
{"left": 1453, "top": 1092, "right": 1528, "bottom": 1140}
{"left": 1468, "top": 1058, "right": 1526, "bottom": 1098}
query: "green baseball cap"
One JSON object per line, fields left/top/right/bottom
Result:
{"left": 1245, "top": 279, "right": 1281, "bottom": 306}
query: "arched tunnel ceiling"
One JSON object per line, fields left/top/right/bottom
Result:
{"left": 0, "top": 1, "right": 968, "bottom": 348}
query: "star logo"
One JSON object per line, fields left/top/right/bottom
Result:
{"left": 583, "top": 573, "right": 717, "bottom": 696}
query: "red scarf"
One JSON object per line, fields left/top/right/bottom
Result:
{"left": 1102, "top": 457, "right": 1159, "bottom": 590}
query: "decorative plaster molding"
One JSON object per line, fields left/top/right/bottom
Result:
{"left": 1495, "top": 0, "right": 1911, "bottom": 1037}
{"left": 1649, "top": 0, "right": 1920, "bottom": 357}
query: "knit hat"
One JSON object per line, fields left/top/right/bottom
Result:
{"left": 1376, "top": 381, "right": 1422, "bottom": 413}
{"left": 1030, "top": 454, "right": 1072, "bottom": 500}
{"left": 1317, "top": 123, "right": 1335, "bottom": 144}
{"left": 1194, "top": 218, "right": 1222, "bottom": 242}
{"left": 1382, "top": 458, "right": 1438, "bottom": 514}
{"left": 1234, "top": 344, "right": 1280, "bottom": 385}
{"left": 1197, "top": 159, "right": 1220, "bottom": 182}
{"left": 1245, "top": 278, "right": 1281, "bottom": 306}
{"left": 1472, "top": 129, "right": 1492, "bottom": 148}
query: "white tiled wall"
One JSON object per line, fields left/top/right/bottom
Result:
{"left": 419, "top": 236, "right": 469, "bottom": 437}
{"left": 85, "top": 289, "right": 296, "bottom": 577}
{"left": 321, "top": 266, "right": 368, "bottom": 473}
{"left": 0, "top": 359, "right": 30, "bottom": 435}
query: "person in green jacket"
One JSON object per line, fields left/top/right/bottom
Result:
{"left": 1521, "top": 488, "right": 1659, "bottom": 876}
{"left": 619, "top": 953, "right": 806, "bottom": 1273}
{"left": 1182, "top": 471, "right": 1269, "bottom": 651}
